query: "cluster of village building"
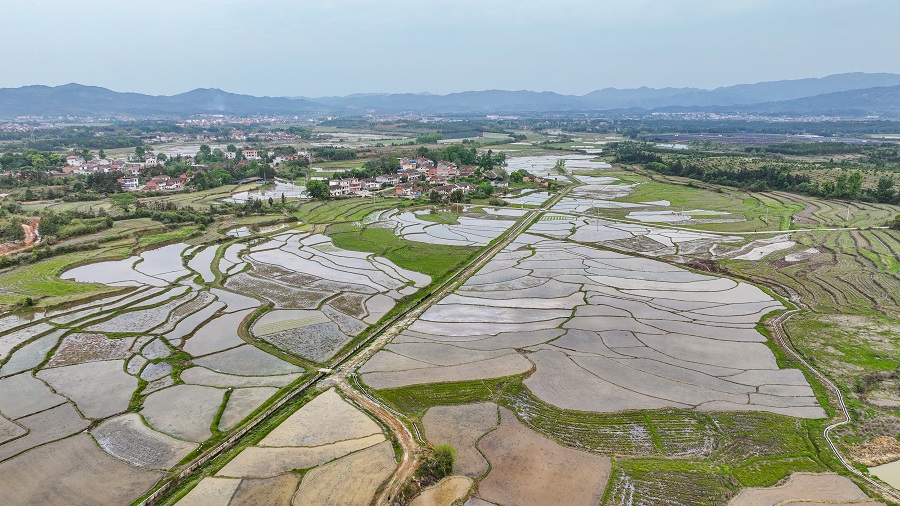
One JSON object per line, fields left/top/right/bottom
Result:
{"left": 52, "top": 151, "right": 540, "bottom": 200}
{"left": 326, "top": 157, "right": 488, "bottom": 197}
{"left": 58, "top": 155, "right": 192, "bottom": 192}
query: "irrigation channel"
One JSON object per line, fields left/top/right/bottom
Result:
{"left": 139, "top": 186, "right": 573, "bottom": 505}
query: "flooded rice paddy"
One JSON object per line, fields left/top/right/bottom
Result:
{"left": 0, "top": 153, "right": 834, "bottom": 505}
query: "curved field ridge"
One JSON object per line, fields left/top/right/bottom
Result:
{"left": 234, "top": 232, "right": 431, "bottom": 361}
{"left": 532, "top": 213, "right": 741, "bottom": 257}
{"left": 0, "top": 240, "right": 307, "bottom": 505}
{"left": 729, "top": 472, "right": 881, "bottom": 505}
{"left": 362, "top": 233, "right": 825, "bottom": 419}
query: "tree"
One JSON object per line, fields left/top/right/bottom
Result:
{"left": 110, "top": 192, "right": 136, "bottom": 213}
{"left": 892, "top": 213, "right": 900, "bottom": 230}
{"left": 429, "top": 190, "right": 443, "bottom": 203}
{"left": 305, "top": 180, "right": 330, "bottom": 200}
{"left": 98, "top": 149, "right": 106, "bottom": 159}
{"left": 415, "top": 444, "right": 456, "bottom": 483}
{"left": 281, "top": 193, "right": 286, "bottom": 205}
{"left": 874, "top": 176, "right": 896, "bottom": 203}
{"left": 134, "top": 146, "right": 146, "bottom": 160}
{"left": 449, "top": 189, "right": 464, "bottom": 203}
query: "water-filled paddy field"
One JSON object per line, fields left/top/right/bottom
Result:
{"left": 0, "top": 152, "right": 861, "bottom": 505}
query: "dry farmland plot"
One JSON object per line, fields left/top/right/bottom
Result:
{"left": 729, "top": 472, "right": 881, "bottom": 506}
{"left": 176, "top": 388, "right": 395, "bottom": 506}
{"left": 475, "top": 407, "right": 611, "bottom": 506}
{"left": 0, "top": 434, "right": 163, "bottom": 506}
{"left": 409, "top": 476, "right": 474, "bottom": 506}
{"left": 422, "top": 402, "right": 498, "bottom": 477}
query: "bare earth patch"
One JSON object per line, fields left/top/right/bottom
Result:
{"left": 422, "top": 402, "right": 498, "bottom": 477}
{"left": 409, "top": 476, "right": 474, "bottom": 506}
{"left": 729, "top": 472, "right": 881, "bottom": 505}
{"left": 229, "top": 473, "right": 300, "bottom": 506}
{"left": 0, "top": 434, "right": 162, "bottom": 506}
{"left": 262, "top": 388, "right": 381, "bottom": 447}
{"left": 476, "top": 407, "right": 611, "bottom": 506}
{"left": 290, "top": 439, "right": 396, "bottom": 506}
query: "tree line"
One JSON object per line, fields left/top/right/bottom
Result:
{"left": 614, "top": 143, "right": 898, "bottom": 204}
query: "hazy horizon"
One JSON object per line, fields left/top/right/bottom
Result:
{"left": 5, "top": 70, "right": 900, "bottom": 99}
{"left": 2, "top": 0, "right": 899, "bottom": 97}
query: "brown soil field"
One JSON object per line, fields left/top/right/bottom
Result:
{"left": 289, "top": 440, "right": 396, "bottom": 506}
{"left": 476, "top": 407, "right": 611, "bottom": 506}
{"left": 261, "top": 388, "right": 381, "bottom": 447}
{"left": 176, "top": 476, "right": 241, "bottom": 505}
{"left": 850, "top": 436, "right": 900, "bottom": 467}
{"left": 421, "top": 402, "right": 498, "bottom": 477}
{"left": 0, "top": 434, "right": 162, "bottom": 505}
{"left": 409, "top": 476, "right": 473, "bottom": 506}
{"left": 729, "top": 473, "right": 881, "bottom": 506}
{"left": 218, "top": 434, "right": 384, "bottom": 478}
{"left": 229, "top": 473, "right": 300, "bottom": 506}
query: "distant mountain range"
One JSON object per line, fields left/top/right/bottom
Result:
{"left": 3, "top": 73, "right": 900, "bottom": 118}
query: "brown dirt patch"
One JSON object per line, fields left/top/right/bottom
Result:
{"left": 0, "top": 434, "right": 162, "bottom": 505}
{"left": 290, "top": 439, "right": 396, "bottom": 506}
{"left": 729, "top": 472, "right": 878, "bottom": 506}
{"left": 421, "top": 403, "right": 498, "bottom": 477}
{"left": 850, "top": 436, "right": 900, "bottom": 467}
{"left": 230, "top": 473, "right": 299, "bottom": 506}
{"left": 476, "top": 407, "right": 611, "bottom": 506}
{"left": 409, "top": 476, "right": 473, "bottom": 506}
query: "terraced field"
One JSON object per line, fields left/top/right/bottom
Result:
{"left": 0, "top": 240, "right": 310, "bottom": 504}
{"left": 0, "top": 150, "right": 895, "bottom": 506}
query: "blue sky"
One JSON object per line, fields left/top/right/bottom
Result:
{"left": 2, "top": 0, "right": 898, "bottom": 96}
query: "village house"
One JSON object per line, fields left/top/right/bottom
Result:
{"left": 361, "top": 178, "right": 381, "bottom": 190}
{"left": 491, "top": 180, "right": 509, "bottom": 188}
{"left": 415, "top": 157, "right": 435, "bottom": 173}
{"left": 431, "top": 185, "right": 457, "bottom": 196}
{"left": 399, "top": 169, "right": 421, "bottom": 181}
{"left": 162, "top": 178, "right": 183, "bottom": 190}
{"left": 149, "top": 175, "right": 170, "bottom": 185}
{"left": 375, "top": 174, "right": 400, "bottom": 185}
{"left": 144, "top": 181, "right": 160, "bottom": 191}
{"left": 455, "top": 182, "right": 475, "bottom": 194}
{"left": 118, "top": 177, "right": 140, "bottom": 190}
{"left": 395, "top": 183, "right": 424, "bottom": 197}
{"left": 223, "top": 151, "right": 237, "bottom": 159}
{"left": 242, "top": 149, "right": 260, "bottom": 161}
{"left": 66, "top": 155, "right": 84, "bottom": 167}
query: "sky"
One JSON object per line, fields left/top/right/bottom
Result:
{"left": 2, "top": 0, "right": 899, "bottom": 97}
